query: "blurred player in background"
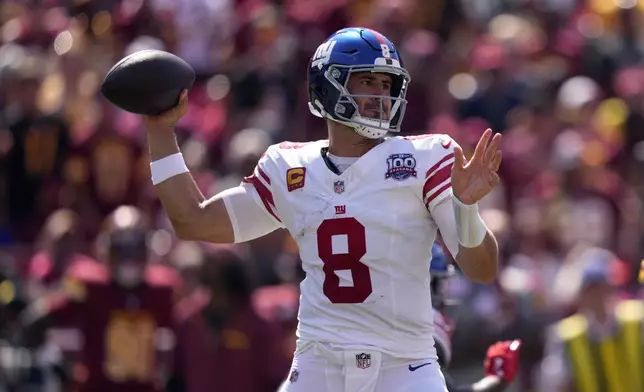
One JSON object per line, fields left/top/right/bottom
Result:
{"left": 144, "top": 27, "right": 501, "bottom": 391}
{"left": 22, "top": 205, "right": 179, "bottom": 392}
{"left": 25, "top": 209, "right": 91, "bottom": 300}
{"left": 429, "top": 243, "right": 521, "bottom": 392}
{"left": 169, "top": 247, "right": 291, "bottom": 392}
{"left": 538, "top": 249, "right": 644, "bottom": 392}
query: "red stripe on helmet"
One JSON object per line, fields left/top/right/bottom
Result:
{"left": 366, "top": 28, "right": 388, "bottom": 46}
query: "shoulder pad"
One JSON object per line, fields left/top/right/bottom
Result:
{"left": 404, "top": 133, "right": 457, "bottom": 152}
{"left": 145, "top": 264, "right": 181, "bottom": 288}
{"left": 268, "top": 140, "right": 327, "bottom": 164}
{"left": 28, "top": 252, "right": 53, "bottom": 281}
{"left": 65, "top": 256, "right": 109, "bottom": 284}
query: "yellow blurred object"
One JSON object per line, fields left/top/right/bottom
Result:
{"left": 593, "top": 98, "right": 627, "bottom": 144}
{"left": 590, "top": 0, "right": 619, "bottom": 15}
{"left": 581, "top": 140, "right": 608, "bottom": 167}
{"left": 590, "top": 0, "right": 644, "bottom": 14}
{"left": 37, "top": 73, "right": 66, "bottom": 114}
{"left": 63, "top": 276, "right": 86, "bottom": 301}
{"left": 221, "top": 329, "right": 250, "bottom": 349}
{"left": 0, "top": 281, "right": 16, "bottom": 305}
{"left": 639, "top": 260, "right": 644, "bottom": 284}
{"left": 615, "top": 300, "right": 644, "bottom": 392}
{"left": 588, "top": 0, "right": 644, "bottom": 32}
{"left": 91, "top": 11, "right": 112, "bottom": 37}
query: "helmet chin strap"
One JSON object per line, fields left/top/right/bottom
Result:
{"left": 351, "top": 122, "right": 389, "bottom": 139}
{"left": 328, "top": 117, "right": 389, "bottom": 139}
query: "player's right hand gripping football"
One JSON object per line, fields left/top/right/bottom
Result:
{"left": 142, "top": 89, "right": 189, "bottom": 130}
{"left": 483, "top": 339, "right": 521, "bottom": 384}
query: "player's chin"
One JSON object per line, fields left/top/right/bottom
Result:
{"left": 361, "top": 111, "right": 390, "bottom": 121}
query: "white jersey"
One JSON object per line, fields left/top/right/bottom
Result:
{"left": 239, "top": 134, "right": 459, "bottom": 360}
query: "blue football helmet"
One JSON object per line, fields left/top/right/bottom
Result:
{"left": 307, "top": 27, "right": 411, "bottom": 139}
{"left": 430, "top": 243, "right": 456, "bottom": 309}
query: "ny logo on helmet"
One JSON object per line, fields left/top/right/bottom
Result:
{"left": 311, "top": 40, "right": 337, "bottom": 69}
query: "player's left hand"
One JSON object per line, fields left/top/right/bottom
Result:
{"left": 484, "top": 339, "right": 521, "bottom": 384}
{"left": 451, "top": 128, "right": 502, "bottom": 205}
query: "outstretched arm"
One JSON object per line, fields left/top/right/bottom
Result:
{"left": 429, "top": 130, "right": 501, "bottom": 284}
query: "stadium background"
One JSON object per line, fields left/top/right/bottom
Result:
{"left": 1, "top": 0, "right": 644, "bottom": 391}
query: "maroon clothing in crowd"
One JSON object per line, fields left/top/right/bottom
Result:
{"left": 31, "top": 259, "right": 179, "bottom": 392}
{"left": 173, "top": 288, "right": 291, "bottom": 392}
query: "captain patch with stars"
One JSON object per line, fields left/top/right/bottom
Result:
{"left": 385, "top": 153, "right": 417, "bottom": 181}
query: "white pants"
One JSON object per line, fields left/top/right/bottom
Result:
{"left": 278, "top": 342, "right": 448, "bottom": 392}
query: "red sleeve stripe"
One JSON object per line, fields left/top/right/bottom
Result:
{"left": 242, "top": 174, "right": 281, "bottom": 222}
{"left": 425, "top": 182, "right": 451, "bottom": 208}
{"left": 425, "top": 153, "right": 455, "bottom": 179}
{"left": 258, "top": 166, "right": 271, "bottom": 184}
{"left": 423, "top": 163, "right": 452, "bottom": 206}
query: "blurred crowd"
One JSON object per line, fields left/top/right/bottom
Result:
{"left": 1, "top": 0, "right": 644, "bottom": 391}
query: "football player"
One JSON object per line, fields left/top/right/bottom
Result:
{"left": 429, "top": 244, "right": 521, "bottom": 392}
{"left": 170, "top": 247, "right": 291, "bottom": 392}
{"left": 22, "top": 206, "right": 179, "bottom": 392}
{"left": 144, "top": 27, "right": 501, "bottom": 391}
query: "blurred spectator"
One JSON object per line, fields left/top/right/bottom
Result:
{"left": 22, "top": 206, "right": 179, "bottom": 392}
{"left": 25, "top": 208, "right": 89, "bottom": 300}
{"left": 171, "top": 247, "right": 291, "bottom": 392}
{"left": 537, "top": 247, "right": 640, "bottom": 392}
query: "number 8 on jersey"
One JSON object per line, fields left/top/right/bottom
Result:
{"left": 317, "top": 217, "right": 372, "bottom": 304}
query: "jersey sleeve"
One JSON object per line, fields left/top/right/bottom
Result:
{"left": 224, "top": 146, "right": 285, "bottom": 243}
{"left": 430, "top": 198, "right": 459, "bottom": 259}
{"left": 421, "top": 135, "right": 457, "bottom": 213}
{"left": 413, "top": 134, "right": 460, "bottom": 258}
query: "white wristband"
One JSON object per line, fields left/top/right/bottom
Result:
{"left": 150, "top": 153, "right": 189, "bottom": 185}
{"left": 452, "top": 192, "right": 487, "bottom": 248}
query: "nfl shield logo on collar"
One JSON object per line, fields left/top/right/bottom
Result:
{"left": 334, "top": 180, "right": 345, "bottom": 194}
{"left": 356, "top": 353, "right": 371, "bottom": 369}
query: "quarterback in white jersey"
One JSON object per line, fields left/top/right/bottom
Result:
{"left": 244, "top": 135, "right": 460, "bottom": 360}
{"left": 144, "top": 27, "right": 501, "bottom": 392}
